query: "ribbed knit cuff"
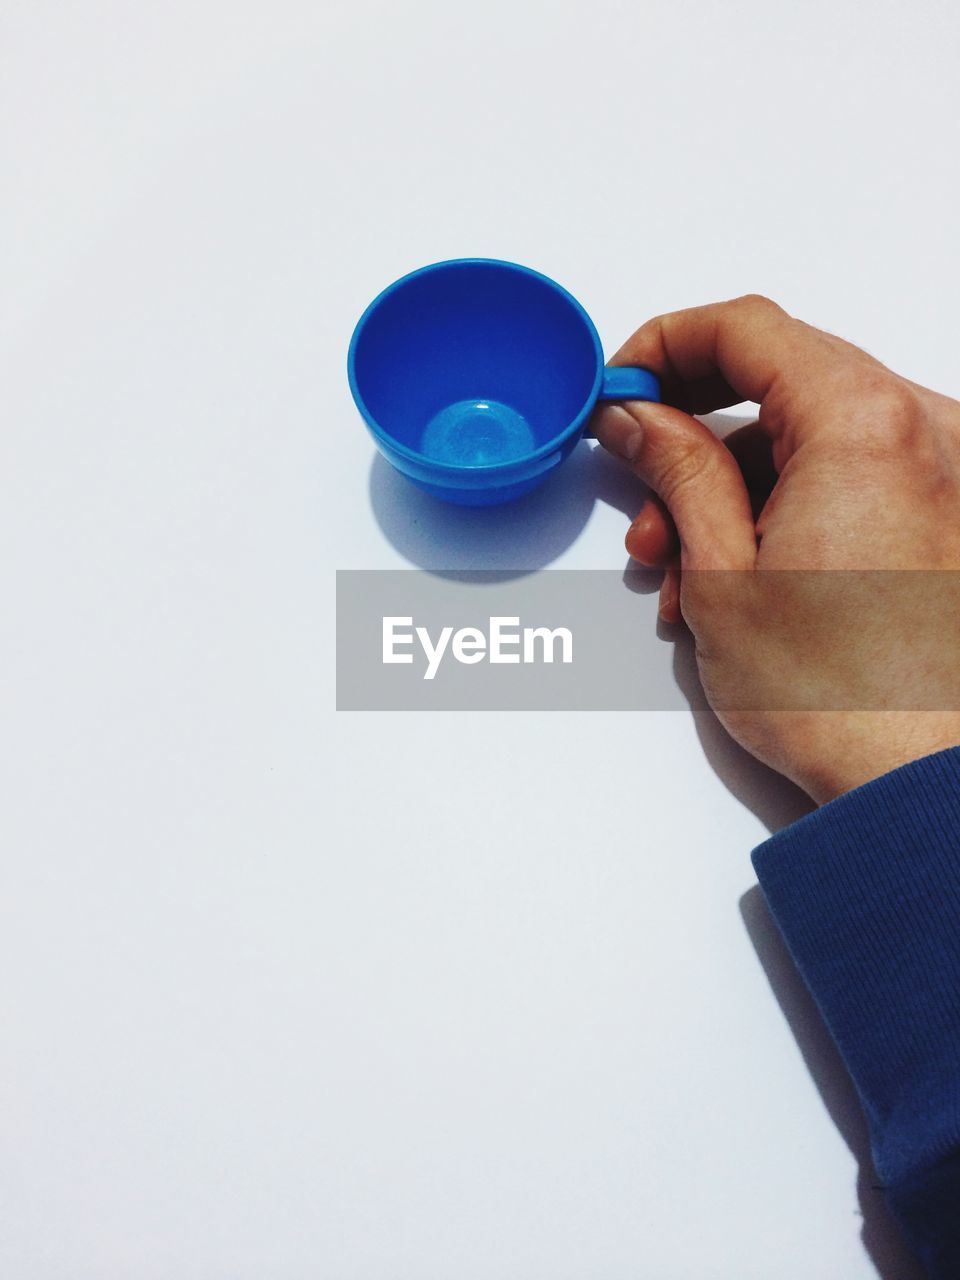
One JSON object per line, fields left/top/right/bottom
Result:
{"left": 751, "top": 746, "right": 960, "bottom": 1193}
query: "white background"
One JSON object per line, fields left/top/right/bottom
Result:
{"left": 2, "top": 1, "right": 957, "bottom": 1276}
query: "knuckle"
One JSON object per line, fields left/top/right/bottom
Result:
{"left": 730, "top": 292, "right": 784, "bottom": 318}
{"left": 847, "top": 378, "right": 925, "bottom": 453}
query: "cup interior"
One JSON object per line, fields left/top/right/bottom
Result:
{"left": 351, "top": 261, "right": 601, "bottom": 469}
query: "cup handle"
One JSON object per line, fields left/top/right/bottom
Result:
{"left": 598, "top": 366, "right": 661, "bottom": 403}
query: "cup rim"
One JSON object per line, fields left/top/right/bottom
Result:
{"left": 347, "top": 257, "right": 605, "bottom": 477}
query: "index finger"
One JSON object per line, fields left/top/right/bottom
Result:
{"left": 611, "top": 294, "right": 832, "bottom": 420}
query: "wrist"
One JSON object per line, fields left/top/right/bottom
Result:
{"left": 796, "top": 713, "right": 960, "bottom": 804}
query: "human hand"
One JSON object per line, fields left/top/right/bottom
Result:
{"left": 592, "top": 296, "right": 960, "bottom": 803}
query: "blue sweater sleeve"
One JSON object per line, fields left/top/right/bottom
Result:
{"left": 751, "top": 746, "right": 960, "bottom": 1278}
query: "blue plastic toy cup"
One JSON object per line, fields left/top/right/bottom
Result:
{"left": 347, "top": 258, "right": 661, "bottom": 506}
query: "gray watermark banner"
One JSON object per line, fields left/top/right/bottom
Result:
{"left": 337, "top": 569, "right": 683, "bottom": 711}
{"left": 336, "top": 569, "right": 960, "bottom": 711}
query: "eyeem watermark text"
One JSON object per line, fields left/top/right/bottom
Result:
{"left": 382, "top": 616, "right": 574, "bottom": 680}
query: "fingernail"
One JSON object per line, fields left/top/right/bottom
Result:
{"left": 627, "top": 502, "right": 649, "bottom": 531}
{"left": 619, "top": 427, "right": 644, "bottom": 461}
{"left": 658, "top": 567, "right": 681, "bottom": 622}
{"left": 595, "top": 405, "right": 644, "bottom": 461}
{"left": 624, "top": 512, "right": 647, "bottom": 561}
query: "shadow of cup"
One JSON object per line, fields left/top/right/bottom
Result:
{"left": 368, "top": 440, "right": 651, "bottom": 577}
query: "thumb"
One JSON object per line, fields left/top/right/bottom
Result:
{"left": 593, "top": 400, "right": 757, "bottom": 570}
